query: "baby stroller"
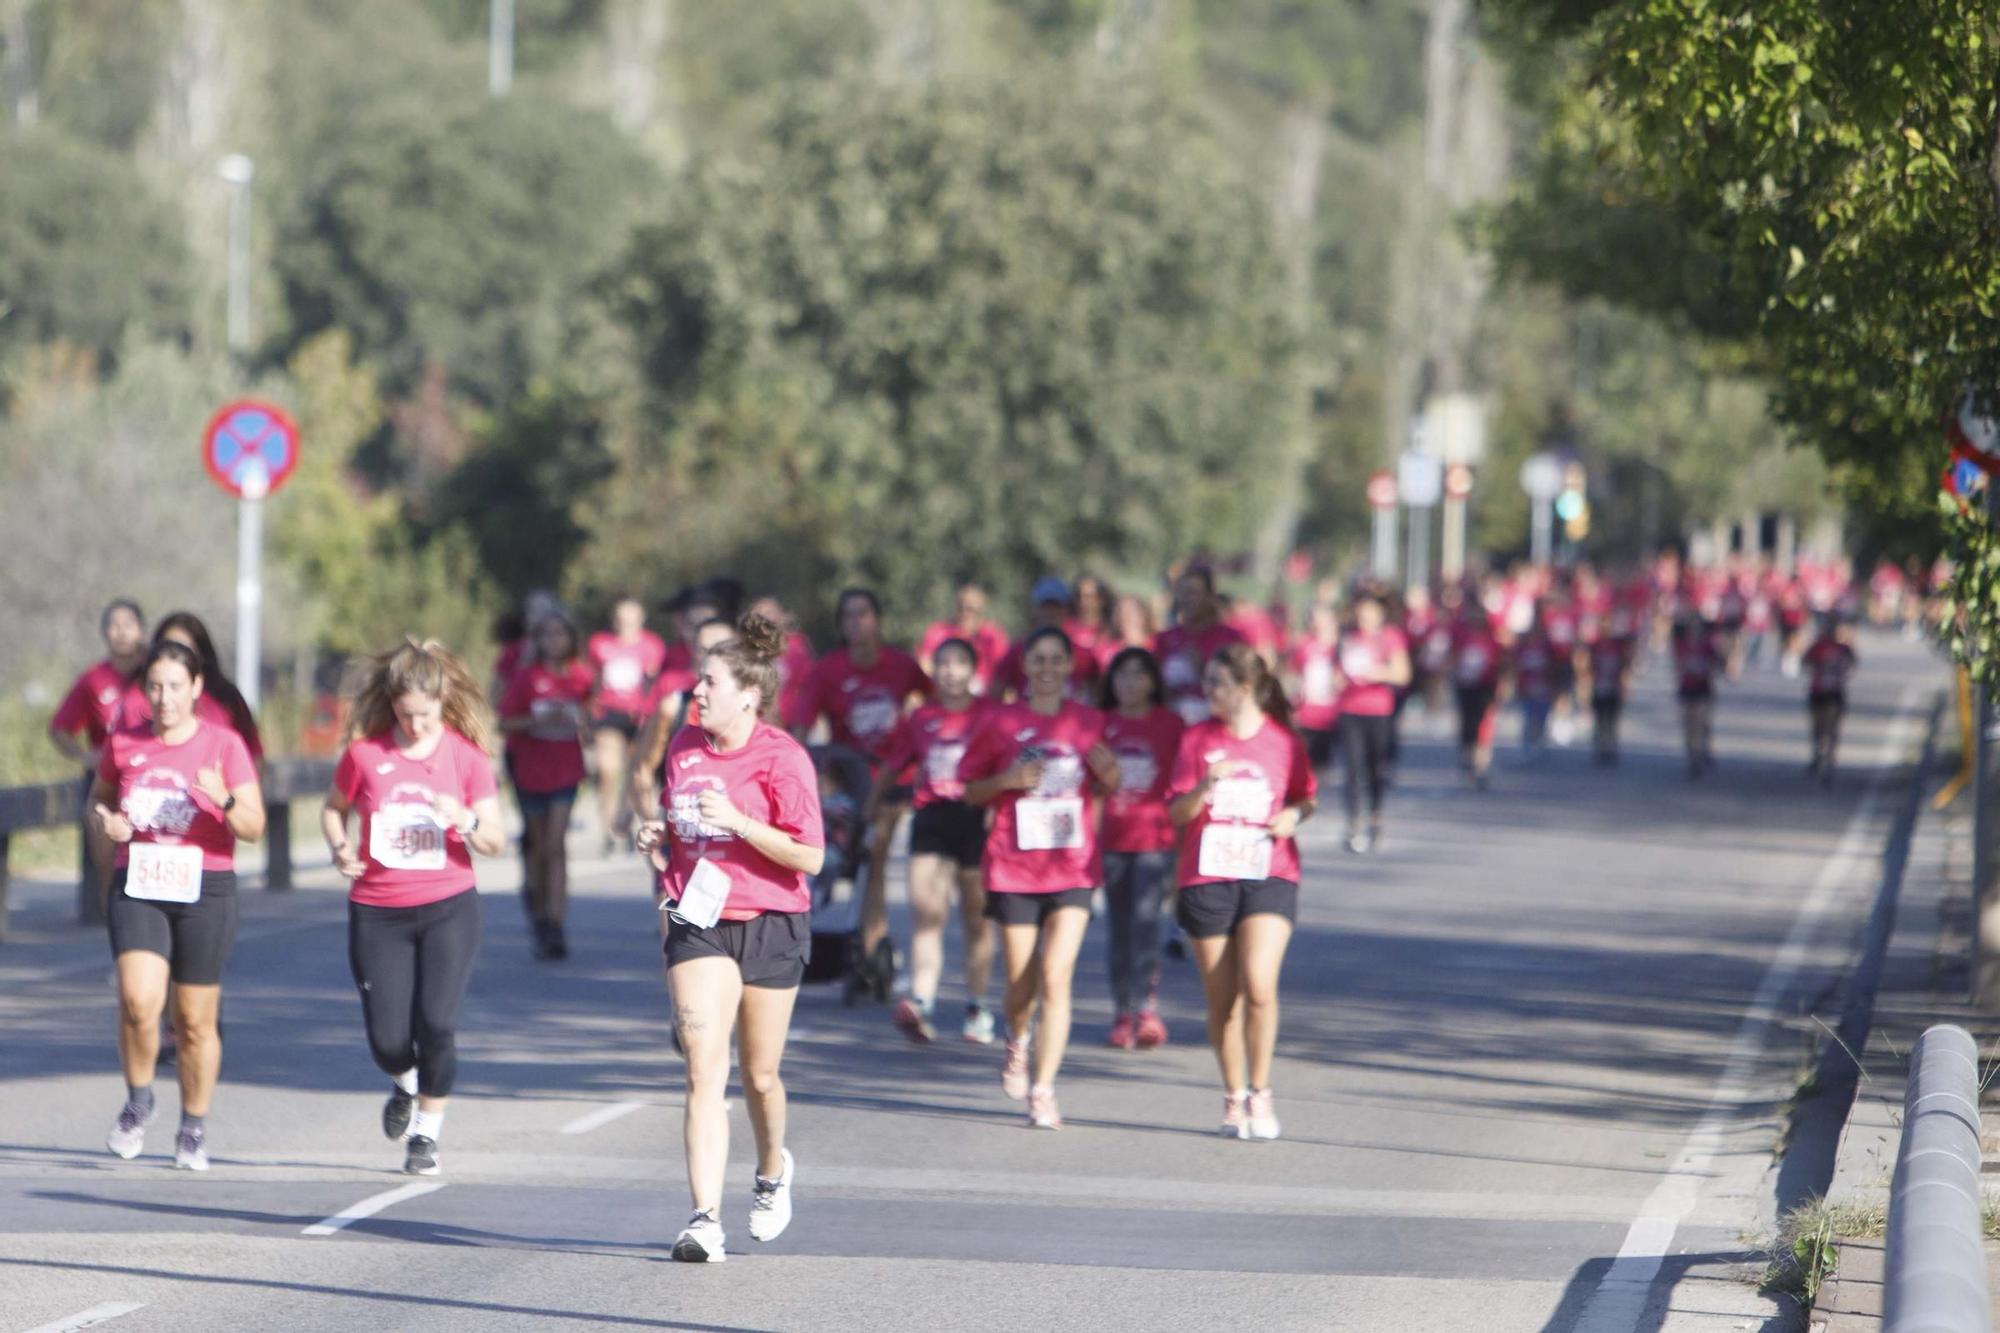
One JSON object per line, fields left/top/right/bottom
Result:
{"left": 803, "top": 744, "right": 886, "bottom": 1002}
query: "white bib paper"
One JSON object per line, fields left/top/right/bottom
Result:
{"left": 925, "top": 742, "right": 967, "bottom": 791}
{"left": 371, "top": 801, "right": 449, "bottom": 872}
{"left": 1015, "top": 797, "right": 1084, "bottom": 852}
{"left": 127, "top": 841, "right": 203, "bottom": 903}
{"left": 666, "top": 856, "right": 731, "bottom": 929}
{"left": 1198, "top": 824, "right": 1273, "bottom": 881}
{"left": 1172, "top": 696, "right": 1211, "bottom": 726}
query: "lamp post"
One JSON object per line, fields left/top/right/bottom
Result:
{"left": 217, "top": 153, "right": 254, "bottom": 359}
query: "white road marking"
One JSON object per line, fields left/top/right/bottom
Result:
{"left": 559, "top": 1100, "right": 646, "bottom": 1135}
{"left": 1572, "top": 684, "right": 1924, "bottom": 1330}
{"left": 19, "top": 1303, "right": 146, "bottom": 1333}
{"left": 300, "top": 1181, "right": 445, "bottom": 1237}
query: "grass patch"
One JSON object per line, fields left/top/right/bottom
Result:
{"left": 1761, "top": 1191, "right": 2000, "bottom": 1312}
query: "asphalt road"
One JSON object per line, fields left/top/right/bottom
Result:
{"left": 0, "top": 630, "right": 1945, "bottom": 1332}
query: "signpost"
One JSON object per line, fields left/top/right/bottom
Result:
{"left": 1442, "top": 462, "right": 1473, "bottom": 581}
{"left": 1519, "top": 451, "right": 1563, "bottom": 568}
{"left": 201, "top": 400, "right": 299, "bottom": 714}
{"left": 1398, "top": 451, "right": 1443, "bottom": 589}
{"left": 1367, "top": 470, "right": 1398, "bottom": 579}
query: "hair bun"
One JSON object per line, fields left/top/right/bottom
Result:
{"left": 734, "top": 611, "right": 784, "bottom": 664}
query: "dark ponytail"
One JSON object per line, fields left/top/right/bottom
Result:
{"left": 709, "top": 611, "right": 785, "bottom": 720}
{"left": 153, "top": 611, "right": 262, "bottom": 754}
{"left": 1209, "top": 642, "right": 1292, "bottom": 729}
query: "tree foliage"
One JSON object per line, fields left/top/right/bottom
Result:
{"left": 595, "top": 69, "right": 1296, "bottom": 631}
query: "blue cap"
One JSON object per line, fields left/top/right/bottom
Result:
{"left": 1031, "top": 575, "right": 1071, "bottom": 606}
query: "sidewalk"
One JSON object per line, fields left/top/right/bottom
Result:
{"left": 1813, "top": 790, "right": 2000, "bottom": 1329}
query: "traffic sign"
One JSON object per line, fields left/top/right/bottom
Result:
{"left": 202, "top": 399, "right": 299, "bottom": 500}
{"left": 1366, "top": 470, "right": 1398, "bottom": 509}
{"left": 1519, "top": 452, "right": 1562, "bottom": 501}
{"left": 1444, "top": 462, "right": 1473, "bottom": 500}
{"left": 1398, "top": 450, "right": 1444, "bottom": 508}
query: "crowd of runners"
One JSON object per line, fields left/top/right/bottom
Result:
{"left": 44, "top": 545, "right": 1911, "bottom": 1262}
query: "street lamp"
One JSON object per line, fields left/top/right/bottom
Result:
{"left": 217, "top": 153, "right": 254, "bottom": 358}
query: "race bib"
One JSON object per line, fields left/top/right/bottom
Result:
{"left": 529, "top": 697, "right": 577, "bottom": 740}
{"left": 1210, "top": 776, "right": 1273, "bottom": 823}
{"left": 1016, "top": 797, "right": 1084, "bottom": 852}
{"left": 1457, "top": 647, "right": 1490, "bottom": 683}
{"left": 1303, "top": 658, "right": 1337, "bottom": 705}
{"left": 128, "top": 841, "right": 203, "bottom": 903}
{"left": 666, "top": 856, "right": 731, "bottom": 929}
{"left": 1198, "top": 824, "right": 1273, "bottom": 881}
{"left": 602, "top": 656, "right": 643, "bottom": 693}
{"left": 370, "top": 801, "right": 449, "bottom": 872}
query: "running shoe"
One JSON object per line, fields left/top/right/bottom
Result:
{"left": 1106, "top": 1013, "right": 1137, "bottom": 1050}
{"left": 672, "top": 1209, "right": 726, "bottom": 1264}
{"left": 962, "top": 1003, "right": 996, "bottom": 1045}
{"left": 747, "top": 1148, "right": 795, "bottom": 1242}
{"left": 1246, "top": 1088, "right": 1281, "bottom": 1140}
{"left": 1027, "top": 1085, "right": 1061, "bottom": 1130}
{"left": 382, "top": 1086, "right": 415, "bottom": 1141}
{"left": 869, "top": 937, "right": 896, "bottom": 1003}
{"left": 531, "top": 921, "right": 557, "bottom": 960}
{"left": 1345, "top": 832, "right": 1367, "bottom": 854}
{"left": 1134, "top": 1008, "right": 1168, "bottom": 1049}
{"left": 548, "top": 923, "right": 570, "bottom": 960}
{"left": 403, "top": 1134, "right": 441, "bottom": 1176}
{"left": 1220, "top": 1092, "right": 1249, "bottom": 1140}
{"left": 173, "top": 1127, "right": 209, "bottom": 1172}
{"left": 1001, "top": 1039, "right": 1031, "bottom": 1100}
{"left": 893, "top": 997, "right": 936, "bottom": 1044}
{"left": 106, "top": 1100, "right": 155, "bottom": 1160}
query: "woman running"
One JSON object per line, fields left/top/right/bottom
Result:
{"left": 1284, "top": 602, "right": 1342, "bottom": 771}
{"left": 498, "top": 612, "right": 592, "bottom": 958}
{"left": 323, "top": 640, "right": 506, "bottom": 1176}
{"left": 1801, "top": 616, "right": 1858, "bottom": 783}
{"left": 1098, "top": 647, "right": 1183, "bottom": 1050}
{"left": 1167, "top": 643, "right": 1314, "bottom": 1140}
{"left": 1334, "top": 591, "right": 1409, "bottom": 853}
{"left": 1156, "top": 566, "right": 1246, "bottom": 725}
{"left": 788, "top": 587, "right": 931, "bottom": 999}
{"left": 49, "top": 599, "right": 148, "bottom": 909}
{"left": 1586, "top": 616, "right": 1635, "bottom": 766}
{"left": 1094, "top": 592, "right": 1157, "bottom": 675}
{"left": 1450, "top": 598, "right": 1506, "bottom": 788}
{"left": 960, "top": 627, "right": 1118, "bottom": 1128}
{"left": 1512, "top": 606, "right": 1561, "bottom": 758}
{"left": 917, "top": 581, "right": 1010, "bottom": 697}
{"left": 636, "top": 613, "right": 823, "bottom": 1264}
{"left": 93, "top": 640, "right": 265, "bottom": 1170}
{"left": 1672, "top": 612, "right": 1724, "bottom": 777}
{"left": 872, "top": 638, "right": 996, "bottom": 1044}
{"left": 587, "top": 596, "right": 668, "bottom": 855}
{"left": 116, "top": 612, "right": 265, "bottom": 764}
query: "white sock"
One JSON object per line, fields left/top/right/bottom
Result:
{"left": 410, "top": 1108, "right": 444, "bottom": 1140}
{"left": 393, "top": 1069, "right": 418, "bottom": 1096}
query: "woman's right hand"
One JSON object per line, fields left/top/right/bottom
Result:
{"left": 332, "top": 845, "right": 367, "bottom": 880}
{"left": 93, "top": 803, "right": 133, "bottom": 843}
{"left": 634, "top": 820, "right": 667, "bottom": 855}
{"left": 1005, "top": 759, "right": 1045, "bottom": 792}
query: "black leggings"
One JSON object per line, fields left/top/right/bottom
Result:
{"left": 1340, "top": 714, "right": 1394, "bottom": 822}
{"left": 349, "top": 889, "right": 483, "bottom": 1098}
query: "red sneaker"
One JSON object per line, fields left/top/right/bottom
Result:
{"left": 1106, "top": 1013, "right": 1137, "bottom": 1049}
{"left": 892, "top": 997, "right": 935, "bottom": 1043}
{"left": 1133, "top": 1009, "right": 1168, "bottom": 1049}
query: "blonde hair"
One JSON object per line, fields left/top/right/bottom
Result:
{"left": 342, "top": 638, "right": 495, "bottom": 752}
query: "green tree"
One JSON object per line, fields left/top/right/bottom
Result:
{"left": 0, "top": 128, "right": 186, "bottom": 365}
{"left": 595, "top": 68, "right": 1295, "bottom": 634}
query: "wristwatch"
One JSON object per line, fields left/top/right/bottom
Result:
{"left": 222, "top": 794, "right": 237, "bottom": 813}
{"left": 463, "top": 814, "right": 480, "bottom": 836}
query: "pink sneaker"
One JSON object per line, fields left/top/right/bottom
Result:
{"left": 893, "top": 997, "right": 935, "bottom": 1043}
{"left": 1028, "top": 1085, "right": 1061, "bottom": 1129}
{"left": 1246, "top": 1088, "right": 1280, "bottom": 1140}
{"left": 1106, "top": 1013, "right": 1137, "bottom": 1049}
{"left": 1220, "top": 1091, "right": 1249, "bottom": 1139}
{"left": 1001, "top": 1039, "right": 1031, "bottom": 1100}
{"left": 1133, "top": 1009, "right": 1168, "bottom": 1049}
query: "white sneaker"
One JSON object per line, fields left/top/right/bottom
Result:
{"left": 672, "top": 1210, "right": 726, "bottom": 1263}
{"left": 1001, "top": 1039, "right": 1031, "bottom": 1100}
{"left": 962, "top": 1003, "right": 996, "bottom": 1045}
{"left": 173, "top": 1128, "right": 210, "bottom": 1172}
{"left": 1027, "top": 1085, "right": 1061, "bottom": 1130}
{"left": 1246, "top": 1088, "right": 1281, "bottom": 1140}
{"left": 748, "top": 1148, "right": 795, "bottom": 1242}
{"left": 106, "top": 1100, "right": 155, "bottom": 1160}
{"left": 1220, "top": 1091, "right": 1250, "bottom": 1140}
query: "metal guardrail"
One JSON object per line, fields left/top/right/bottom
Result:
{"left": 1884, "top": 1023, "right": 1991, "bottom": 1333}
{"left": 0, "top": 756, "right": 336, "bottom": 941}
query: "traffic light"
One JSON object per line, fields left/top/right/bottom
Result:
{"left": 1557, "top": 463, "right": 1589, "bottom": 540}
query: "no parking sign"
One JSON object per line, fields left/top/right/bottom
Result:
{"left": 202, "top": 399, "right": 299, "bottom": 500}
